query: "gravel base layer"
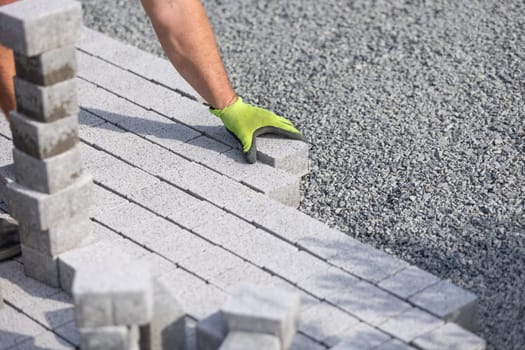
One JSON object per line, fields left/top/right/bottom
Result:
{"left": 79, "top": 0, "right": 524, "bottom": 348}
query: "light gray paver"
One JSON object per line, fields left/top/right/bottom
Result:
{"left": 326, "top": 279, "right": 412, "bottom": 326}
{"left": 221, "top": 283, "right": 300, "bottom": 349}
{"left": 411, "top": 323, "right": 486, "bottom": 350}
{"left": 80, "top": 326, "right": 131, "bottom": 350}
{"left": 6, "top": 174, "right": 92, "bottom": 231}
{"left": 378, "top": 266, "right": 441, "bottom": 300}
{"left": 0, "top": 0, "right": 82, "bottom": 56}
{"left": 14, "top": 45, "right": 77, "bottom": 86}
{"left": 375, "top": 339, "right": 416, "bottom": 350}
{"left": 377, "top": 308, "right": 444, "bottom": 343}
{"left": 21, "top": 244, "right": 60, "bottom": 287}
{"left": 14, "top": 77, "right": 78, "bottom": 122}
{"left": 256, "top": 135, "right": 310, "bottom": 176}
{"left": 14, "top": 331, "right": 75, "bottom": 350}
{"left": 289, "top": 334, "right": 326, "bottom": 350}
{"left": 219, "top": 331, "right": 281, "bottom": 350}
{"left": 73, "top": 259, "right": 153, "bottom": 327}
{"left": 140, "top": 279, "right": 186, "bottom": 350}
{"left": 19, "top": 291, "right": 75, "bottom": 331}
{"left": 329, "top": 323, "right": 391, "bottom": 350}
{"left": 299, "top": 301, "right": 360, "bottom": 346}
{"left": 9, "top": 111, "right": 78, "bottom": 159}
{"left": 196, "top": 311, "right": 227, "bottom": 350}
{"left": 0, "top": 305, "right": 47, "bottom": 350}
{"left": 13, "top": 145, "right": 83, "bottom": 194}
{"left": 409, "top": 280, "right": 478, "bottom": 331}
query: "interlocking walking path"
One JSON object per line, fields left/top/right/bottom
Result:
{"left": 0, "top": 29, "right": 485, "bottom": 350}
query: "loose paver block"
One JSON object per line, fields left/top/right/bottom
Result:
{"left": 221, "top": 283, "right": 300, "bottom": 349}
{"left": 139, "top": 279, "right": 186, "bottom": 350}
{"left": 21, "top": 244, "right": 60, "bottom": 287}
{"left": 14, "top": 45, "right": 77, "bottom": 86}
{"left": 256, "top": 135, "right": 310, "bottom": 176}
{"left": 409, "top": 280, "right": 478, "bottom": 331}
{"left": 6, "top": 174, "right": 92, "bottom": 231}
{"left": 196, "top": 311, "right": 227, "bottom": 350}
{"left": 411, "top": 323, "right": 486, "bottom": 350}
{"left": 218, "top": 331, "right": 281, "bottom": 350}
{"left": 73, "top": 259, "right": 153, "bottom": 327}
{"left": 9, "top": 111, "right": 79, "bottom": 159}
{"left": 13, "top": 146, "right": 83, "bottom": 194}
{"left": 377, "top": 308, "right": 444, "bottom": 343}
{"left": 80, "top": 326, "right": 131, "bottom": 350}
{"left": 14, "top": 77, "right": 79, "bottom": 122}
{"left": 378, "top": 266, "right": 441, "bottom": 300}
{"left": 0, "top": 0, "right": 82, "bottom": 56}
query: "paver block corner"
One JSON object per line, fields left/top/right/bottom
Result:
{"left": 0, "top": 0, "right": 83, "bottom": 56}
{"left": 256, "top": 135, "right": 310, "bottom": 176}
{"left": 411, "top": 322, "right": 486, "bottom": 350}
{"left": 196, "top": 311, "right": 227, "bottom": 350}
{"left": 21, "top": 244, "right": 60, "bottom": 288}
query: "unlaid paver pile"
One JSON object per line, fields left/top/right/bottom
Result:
{"left": 0, "top": 0, "right": 92, "bottom": 288}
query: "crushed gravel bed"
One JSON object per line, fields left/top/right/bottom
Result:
{"left": 79, "top": 0, "right": 525, "bottom": 348}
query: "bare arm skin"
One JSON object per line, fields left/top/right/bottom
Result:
{"left": 140, "top": 0, "right": 237, "bottom": 109}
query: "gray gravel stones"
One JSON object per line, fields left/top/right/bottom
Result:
{"left": 78, "top": 0, "right": 525, "bottom": 348}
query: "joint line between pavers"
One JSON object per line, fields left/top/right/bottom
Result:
{"left": 76, "top": 48, "right": 200, "bottom": 103}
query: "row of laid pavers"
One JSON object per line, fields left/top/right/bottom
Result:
{"left": 77, "top": 28, "right": 310, "bottom": 177}
{"left": 69, "top": 69, "right": 479, "bottom": 334}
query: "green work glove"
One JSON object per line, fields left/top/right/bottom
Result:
{"left": 210, "top": 97, "right": 303, "bottom": 163}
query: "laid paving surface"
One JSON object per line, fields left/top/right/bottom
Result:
{"left": 0, "top": 29, "right": 485, "bottom": 349}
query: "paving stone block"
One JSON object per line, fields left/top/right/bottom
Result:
{"left": 78, "top": 108, "right": 106, "bottom": 128}
{"left": 409, "top": 280, "right": 478, "bottom": 332}
{"left": 14, "top": 45, "right": 77, "bottom": 86}
{"left": 193, "top": 212, "right": 256, "bottom": 248}
{"left": 375, "top": 339, "right": 416, "bottom": 350}
{"left": 88, "top": 184, "right": 130, "bottom": 219}
{"left": 14, "top": 77, "right": 78, "bottom": 122}
{"left": 221, "top": 283, "right": 300, "bottom": 349}
{"left": 411, "top": 323, "right": 486, "bottom": 350}
{"left": 0, "top": 0, "right": 82, "bottom": 56}
{"left": 18, "top": 291, "right": 74, "bottom": 330}
{"left": 6, "top": 174, "right": 92, "bottom": 231}
{"left": 299, "top": 266, "right": 359, "bottom": 301}
{"left": 225, "top": 191, "right": 284, "bottom": 224}
{"left": 168, "top": 200, "right": 226, "bottom": 231}
{"left": 135, "top": 253, "right": 176, "bottom": 279}
{"left": 299, "top": 301, "right": 360, "bottom": 346}
{"left": 140, "top": 279, "right": 186, "bottom": 350}
{"left": 55, "top": 321, "right": 81, "bottom": 347}
{"left": 73, "top": 259, "right": 153, "bottom": 327}
{"left": 196, "top": 311, "right": 227, "bottom": 350}
{"left": 58, "top": 237, "right": 142, "bottom": 294}
{"left": 289, "top": 334, "right": 325, "bottom": 350}
{"left": 80, "top": 326, "right": 131, "bottom": 350}
{"left": 21, "top": 244, "right": 60, "bottom": 288}
{"left": 10, "top": 111, "right": 78, "bottom": 159}
{"left": 256, "top": 135, "right": 310, "bottom": 176}
{"left": 329, "top": 323, "right": 391, "bottom": 350}
{"left": 378, "top": 308, "right": 444, "bottom": 343}
{"left": 378, "top": 266, "right": 441, "bottom": 300}
{"left": 326, "top": 279, "right": 411, "bottom": 326}
{"left": 19, "top": 213, "right": 90, "bottom": 256}
{"left": 13, "top": 146, "right": 83, "bottom": 194}
{"left": 0, "top": 305, "right": 47, "bottom": 350}
{"left": 219, "top": 331, "right": 281, "bottom": 350}
{"left": 14, "top": 330, "right": 75, "bottom": 350}
{"left": 212, "top": 261, "right": 274, "bottom": 294}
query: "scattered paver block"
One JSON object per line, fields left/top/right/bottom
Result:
{"left": 411, "top": 323, "right": 486, "bottom": 350}
{"left": 196, "top": 311, "right": 227, "bottom": 350}
{"left": 326, "top": 279, "right": 411, "bottom": 326}
{"left": 13, "top": 145, "right": 83, "bottom": 194}
{"left": 256, "top": 135, "right": 310, "bottom": 176}
{"left": 377, "top": 308, "right": 444, "bottom": 343}
{"left": 9, "top": 111, "right": 78, "bottom": 159}
{"left": 14, "top": 77, "right": 78, "bottom": 122}
{"left": 218, "top": 331, "right": 281, "bottom": 350}
{"left": 378, "top": 266, "right": 441, "bottom": 300}
{"left": 6, "top": 174, "right": 92, "bottom": 230}
{"left": 21, "top": 244, "right": 60, "bottom": 287}
{"left": 14, "top": 45, "right": 77, "bottom": 86}
{"left": 221, "top": 283, "right": 300, "bottom": 349}
{"left": 0, "top": 0, "right": 82, "bottom": 56}
{"left": 73, "top": 259, "right": 153, "bottom": 327}
{"left": 0, "top": 305, "right": 47, "bottom": 350}
{"left": 80, "top": 326, "right": 131, "bottom": 350}
{"left": 329, "top": 322, "right": 391, "bottom": 350}
{"left": 19, "top": 213, "right": 89, "bottom": 259}
{"left": 409, "top": 280, "right": 478, "bottom": 332}
{"left": 140, "top": 279, "right": 186, "bottom": 350}
{"left": 299, "top": 301, "right": 360, "bottom": 346}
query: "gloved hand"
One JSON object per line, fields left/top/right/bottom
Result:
{"left": 210, "top": 97, "right": 303, "bottom": 163}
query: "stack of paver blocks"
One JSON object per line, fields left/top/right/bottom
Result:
{"left": 73, "top": 260, "right": 186, "bottom": 350}
{"left": 0, "top": 0, "right": 91, "bottom": 288}
{"left": 196, "top": 283, "right": 300, "bottom": 350}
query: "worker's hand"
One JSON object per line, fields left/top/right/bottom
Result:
{"left": 210, "top": 97, "right": 303, "bottom": 163}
